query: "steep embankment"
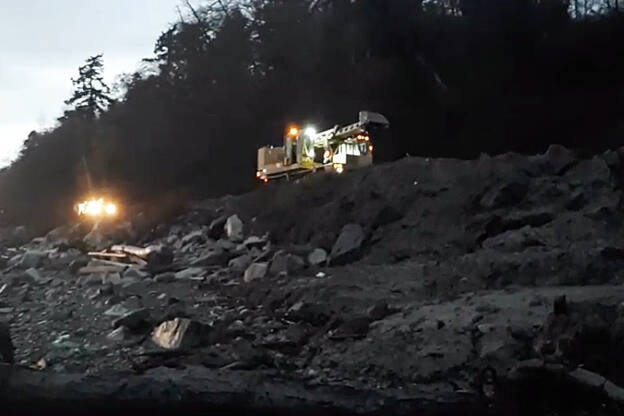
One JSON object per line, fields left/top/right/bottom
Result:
{"left": 2, "top": 145, "right": 624, "bottom": 415}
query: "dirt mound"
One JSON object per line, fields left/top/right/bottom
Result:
{"left": 3, "top": 144, "right": 624, "bottom": 414}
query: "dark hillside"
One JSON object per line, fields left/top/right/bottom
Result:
{"left": 1, "top": 1, "right": 623, "bottom": 232}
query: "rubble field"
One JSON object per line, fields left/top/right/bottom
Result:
{"left": 3, "top": 145, "right": 624, "bottom": 414}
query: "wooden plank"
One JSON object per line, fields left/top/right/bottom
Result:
{"left": 88, "top": 252, "right": 127, "bottom": 259}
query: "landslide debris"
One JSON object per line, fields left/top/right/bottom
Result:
{"left": 2, "top": 144, "right": 624, "bottom": 414}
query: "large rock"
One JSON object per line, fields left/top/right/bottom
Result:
{"left": 191, "top": 247, "right": 228, "bottom": 267}
{"left": 12, "top": 250, "right": 47, "bottom": 269}
{"left": 83, "top": 221, "right": 136, "bottom": 250}
{"left": 229, "top": 254, "right": 253, "bottom": 273}
{"left": 44, "top": 225, "right": 71, "bottom": 245}
{"left": 603, "top": 149, "right": 620, "bottom": 170}
{"left": 208, "top": 216, "right": 227, "bottom": 239}
{"left": 144, "top": 244, "right": 174, "bottom": 269}
{"left": 481, "top": 227, "right": 544, "bottom": 252}
{"left": 329, "top": 223, "right": 366, "bottom": 266}
{"left": 0, "top": 321, "right": 14, "bottom": 364}
{"left": 244, "top": 262, "right": 268, "bottom": 282}
{"left": 372, "top": 205, "right": 404, "bottom": 228}
{"left": 174, "top": 267, "right": 205, "bottom": 280}
{"left": 151, "top": 318, "right": 208, "bottom": 350}
{"left": 0, "top": 225, "right": 35, "bottom": 246}
{"left": 154, "top": 272, "right": 176, "bottom": 283}
{"left": 20, "top": 268, "right": 44, "bottom": 285}
{"left": 537, "top": 144, "right": 577, "bottom": 175}
{"left": 225, "top": 215, "right": 244, "bottom": 242}
{"left": 270, "top": 250, "right": 305, "bottom": 276}
{"left": 564, "top": 155, "right": 612, "bottom": 187}
{"left": 286, "top": 301, "right": 331, "bottom": 326}
{"left": 480, "top": 173, "right": 530, "bottom": 209}
{"left": 243, "top": 235, "right": 268, "bottom": 250}
{"left": 112, "top": 308, "right": 150, "bottom": 331}
{"left": 180, "top": 230, "right": 206, "bottom": 246}
{"left": 307, "top": 248, "right": 328, "bottom": 266}
{"left": 83, "top": 222, "right": 108, "bottom": 250}
{"left": 215, "top": 239, "right": 236, "bottom": 251}
{"left": 0, "top": 366, "right": 482, "bottom": 414}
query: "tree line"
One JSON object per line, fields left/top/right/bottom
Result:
{"left": 1, "top": 0, "right": 623, "bottom": 231}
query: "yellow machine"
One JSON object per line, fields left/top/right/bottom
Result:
{"left": 256, "top": 111, "right": 389, "bottom": 182}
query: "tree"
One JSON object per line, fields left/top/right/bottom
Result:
{"left": 57, "top": 54, "right": 115, "bottom": 196}
{"left": 60, "top": 54, "right": 114, "bottom": 122}
{"left": 18, "top": 130, "right": 43, "bottom": 158}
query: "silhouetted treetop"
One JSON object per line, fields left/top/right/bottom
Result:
{"left": 60, "top": 54, "right": 114, "bottom": 122}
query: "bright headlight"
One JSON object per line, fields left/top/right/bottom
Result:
{"left": 76, "top": 198, "right": 118, "bottom": 218}
{"left": 304, "top": 126, "right": 317, "bottom": 137}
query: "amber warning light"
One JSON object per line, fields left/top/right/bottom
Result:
{"left": 287, "top": 126, "right": 299, "bottom": 137}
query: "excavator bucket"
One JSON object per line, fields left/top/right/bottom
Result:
{"left": 358, "top": 111, "right": 390, "bottom": 127}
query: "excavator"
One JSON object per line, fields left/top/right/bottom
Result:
{"left": 256, "top": 111, "right": 389, "bottom": 182}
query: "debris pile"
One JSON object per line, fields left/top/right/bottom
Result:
{"left": 2, "top": 145, "right": 624, "bottom": 413}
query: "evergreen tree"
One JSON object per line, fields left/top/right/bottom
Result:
{"left": 60, "top": 54, "right": 114, "bottom": 122}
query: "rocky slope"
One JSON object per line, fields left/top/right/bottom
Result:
{"left": 2, "top": 144, "right": 624, "bottom": 414}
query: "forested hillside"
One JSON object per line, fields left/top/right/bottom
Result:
{"left": 1, "top": 0, "right": 623, "bottom": 231}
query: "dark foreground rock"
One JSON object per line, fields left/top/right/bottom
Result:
{"left": 0, "top": 364, "right": 485, "bottom": 416}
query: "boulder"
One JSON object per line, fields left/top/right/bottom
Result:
{"left": 538, "top": 144, "right": 577, "bottom": 175}
{"left": 564, "top": 156, "right": 612, "bottom": 187}
{"left": 603, "top": 149, "right": 620, "bottom": 169}
{"left": 122, "top": 266, "right": 150, "bottom": 280}
{"left": 83, "top": 222, "right": 108, "bottom": 250}
{"left": 44, "top": 225, "right": 71, "bottom": 245}
{"left": 174, "top": 267, "right": 205, "bottom": 280}
{"left": 0, "top": 321, "right": 14, "bottom": 364}
{"left": 112, "top": 308, "right": 150, "bottom": 331}
{"left": 0, "top": 225, "right": 35, "bottom": 246}
{"left": 144, "top": 244, "right": 174, "bottom": 269}
{"left": 329, "top": 223, "right": 366, "bottom": 266}
{"left": 151, "top": 317, "right": 208, "bottom": 350}
{"left": 13, "top": 250, "right": 47, "bottom": 269}
{"left": 106, "top": 326, "right": 131, "bottom": 343}
{"left": 372, "top": 205, "right": 404, "bottom": 228}
{"left": 225, "top": 215, "right": 244, "bottom": 242}
{"left": 20, "top": 268, "right": 44, "bottom": 285}
{"left": 68, "top": 256, "right": 90, "bottom": 274}
{"left": 191, "top": 247, "right": 228, "bottom": 267}
{"left": 244, "top": 262, "right": 268, "bottom": 283}
{"left": 208, "top": 215, "right": 227, "bottom": 239}
{"left": 480, "top": 173, "right": 530, "bottom": 209}
{"left": 243, "top": 235, "right": 268, "bottom": 249}
{"left": 270, "top": 250, "right": 306, "bottom": 276}
{"left": 180, "top": 230, "right": 206, "bottom": 246}
{"left": 307, "top": 248, "right": 328, "bottom": 266}
{"left": 215, "top": 239, "right": 236, "bottom": 251}
{"left": 154, "top": 272, "right": 176, "bottom": 283}
{"left": 229, "top": 254, "right": 253, "bottom": 273}
{"left": 286, "top": 301, "right": 330, "bottom": 326}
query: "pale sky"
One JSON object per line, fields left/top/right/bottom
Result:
{"left": 0, "top": 0, "right": 184, "bottom": 167}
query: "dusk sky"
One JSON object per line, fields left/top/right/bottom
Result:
{"left": 0, "top": 0, "right": 182, "bottom": 166}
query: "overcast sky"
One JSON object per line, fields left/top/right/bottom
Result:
{"left": 0, "top": 0, "right": 183, "bottom": 166}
